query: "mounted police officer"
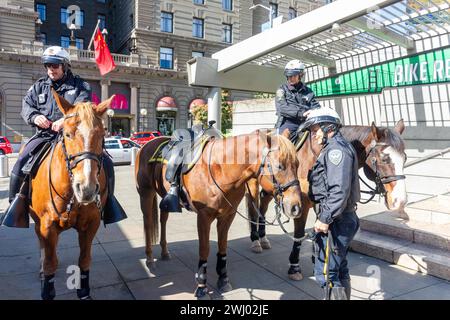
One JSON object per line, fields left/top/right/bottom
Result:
{"left": 275, "top": 59, "right": 321, "bottom": 142}
{"left": 300, "top": 108, "right": 360, "bottom": 300}
{"left": 1, "top": 46, "right": 126, "bottom": 228}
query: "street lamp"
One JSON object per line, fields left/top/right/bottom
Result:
{"left": 106, "top": 109, "right": 115, "bottom": 136}
{"left": 69, "top": 23, "right": 77, "bottom": 48}
{"left": 139, "top": 108, "right": 147, "bottom": 132}
{"left": 249, "top": 4, "right": 273, "bottom": 28}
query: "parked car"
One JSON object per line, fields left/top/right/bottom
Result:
{"left": 0, "top": 136, "right": 12, "bottom": 155}
{"left": 130, "top": 131, "right": 162, "bottom": 146}
{"left": 105, "top": 138, "right": 141, "bottom": 164}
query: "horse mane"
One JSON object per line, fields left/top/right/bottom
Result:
{"left": 74, "top": 102, "right": 103, "bottom": 128}
{"left": 340, "top": 125, "right": 405, "bottom": 154}
{"left": 275, "top": 134, "right": 299, "bottom": 166}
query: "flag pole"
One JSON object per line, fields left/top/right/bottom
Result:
{"left": 88, "top": 19, "right": 101, "bottom": 51}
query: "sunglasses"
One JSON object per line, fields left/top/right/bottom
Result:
{"left": 44, "top": 63, "right": 62, "bottom": 69}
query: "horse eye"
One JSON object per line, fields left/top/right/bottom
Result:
{"left": 278, "top": 164, "right": 285, "bottom": 171}
{"left": 65, "top": 133, "right": 71, "bottom": 139}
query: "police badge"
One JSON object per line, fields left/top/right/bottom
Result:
{"left": 328, "top": 149, "right": 343, "bottom": 165}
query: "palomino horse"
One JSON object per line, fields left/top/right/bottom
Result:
{"left": 246, "top": 120, "right": 407, "bottom": 281}
{"left": 30, "top": 90, "right": 114, "bottom": 299}
{"left": 135, "top": 130, "right": 302, "bottom": 297}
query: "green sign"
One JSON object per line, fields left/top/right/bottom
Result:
{"left": 308, "top": 46, "right": 450, "bottom": 97}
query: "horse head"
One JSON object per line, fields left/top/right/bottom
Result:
{"left": 365, "top": 119, "right": 407, "bottom": 211}
{"left": 51, "top": 89, "right": 114, "bottom": 204}
{"left": 258, "top": 129, "right": 302, "bottom": 218}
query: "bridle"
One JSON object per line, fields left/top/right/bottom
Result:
{"left": 48, "top": 112, "right": 103, "bottom": 221}
{"left": 359, "top": 141, "right": 406, "bottom": 203}
{"left": 207, "top": 137, "right": 300, "bottom": 239}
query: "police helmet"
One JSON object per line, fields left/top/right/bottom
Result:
{"left": 299, "top": 107, "right": 341, "bottom": 132}
{"left": 284, "top": 59, "right": 305, "bottom": 77}
{"left": 42, "top": 46, "right": 70, "bottom": 65}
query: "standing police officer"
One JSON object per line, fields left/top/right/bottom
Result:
{"left": 300, "top": 108, "right": 360, "bottom": 300}
{"left": 275, "top": 59, "right": 321, "bottom": 142}
{"left": 1, "top": 46, "right": 126, "bottom": 228}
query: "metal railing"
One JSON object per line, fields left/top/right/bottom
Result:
{"left": 404, "top": 147, "right": 450, "bottom": 168}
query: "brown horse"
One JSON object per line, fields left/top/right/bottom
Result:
{"left": 246, "top": 120, "right": 407, "bottom": 281}
{"left": 30, "top": 91, "right": 114, "bottom": 300}
{"left": 135, "top": 130, "right": 302, "bottom": 297}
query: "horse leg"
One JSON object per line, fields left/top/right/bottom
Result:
{"left": 288, "top": 203, "right": 310, "bottom": 281}
{"left": 34, "top": 222, "right": 45, "bottom": 279}
{"left": 246, "top": 180, "right": 262, "bottom": 253}
{"left": 258, "top": 192, "right": 273, "bottom": 250}
{"left": 194, "top": 212, "right": 213, "bottom": 298}
{"left": 76, "top": 217, "right": 100, "bottom": 300}
{"left": 40, "top": 223, "right": 59, "bottom": 300}
{"left": 160, "top": 209, "right": 171, "bottom": 260}
{"left": 140, "top": 189, "right": 159, "bottom": 268}
{"left": 216, "top": 213, "right": 235, "bottom": 293}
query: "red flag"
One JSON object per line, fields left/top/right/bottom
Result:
{"left": 94, "top": 29, "right": 116, "bottom": 76}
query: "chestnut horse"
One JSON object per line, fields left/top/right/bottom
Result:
{"left": 246, "top": 120, "right": 407, "bottom": 281}
{"left": 135, "top": 130, "right": 302, "bottom": 297}
{"left": 31, "top": 90, "right": 113, "bottom": 300}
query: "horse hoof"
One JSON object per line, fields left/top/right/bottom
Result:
{"left": 217, "top": 277, "right": 232, "bottom": 293}
{"left": 194, "top": 286, "right": 209, "bottom": 298}
{"left": 146, "top": 257, "right": 156, "bottom": 269}
{"left": 161, "top": 252, "right": 172, "bottom": 260}
{"left": 288, "top": 272, "right": 304, "bottom": 281}
{"left": 251, "top": 240, "right": 263, "bottom": 253}
{"left": 260, "top": 236, "right": 271, "bottom": 250}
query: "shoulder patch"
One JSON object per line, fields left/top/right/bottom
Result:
{"left": 276, "top": 88, "right": 285, "bottom": 99}
{"left": 328, "top": 149, "right": 343, "bottom": 166}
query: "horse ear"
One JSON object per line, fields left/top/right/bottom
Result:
{"left": 95, "top": 95, "right": 115, "bottom": 116}
{"left": 371, "top": 121, "right": 380, "bottom": 142}
{"left": 394, "top": 119, "right": 405, "bottom": 135}
{"left": 51, "top": 88, "right": 73, "bottom": 115}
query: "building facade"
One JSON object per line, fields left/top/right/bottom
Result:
{"left": 0, "top": 0, "right": 257, "bottom": 143}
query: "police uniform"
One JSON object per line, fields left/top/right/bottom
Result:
{"left": 275, "top": 82, "right": 320, "bottom": 142}
{"left": 12, "top": 71, "right": 93, "bottom": 179}
{"left": 308, "top": 131, "right": 360, "bottom": 298}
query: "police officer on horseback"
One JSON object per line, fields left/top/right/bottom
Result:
{"left": 275, "top": 59, "right": 321, "bottom": 142}
{"left": 1, "top": 46, "right": 126, "bottom": 228}
{"left": 300, "top": 107, "right": 360, "bottom": 300}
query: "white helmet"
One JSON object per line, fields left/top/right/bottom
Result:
{"left": 299, "top": 107, "right": 342, "bottom": 132}
{"left": 42, "top": 46, "right": 70, "bottom": 65}
{"left": 284, "top": 59, "right": 305, "bottom": 77}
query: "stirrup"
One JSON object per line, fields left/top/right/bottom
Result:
{"left": 103, "top": 195, "right": 127, "bottom": 225}
{"left": 1, "top": 194, "right": 29, "bottom": 228}
{"left": 159, "top": 185, "right": 182, "bottom": 212}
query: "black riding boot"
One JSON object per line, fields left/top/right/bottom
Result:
{"left": 1, "top": 173, "right": 29, "bottom": 228}
{"left": 102, "top": 162, "right": 127, "bottom": 225}
{"left": 341, "top": 278, "right": 351, "bottom": 300}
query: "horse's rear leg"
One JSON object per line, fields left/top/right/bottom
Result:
{"left": 39, "top": 223, "right": 59, "bottom": 300}
{"left": 288, "top": 203, "right": 310, "bottom": 281}
{"left": 77, "top": 217, "right": 101, "bottom": 300}
{"left": 160, "top": 209, "right": 171, "bottom": 260}
{"left": 34, "top": 222, "right": 45, "bottom": 279}
{"left": 215, "top": 213, "right": 235, "bottom": 293}
{"left": 140, "top": 189, "right": 159, "bottom": 267}
{"left": 194, "top": 212, "right": 214, "bottom": 298}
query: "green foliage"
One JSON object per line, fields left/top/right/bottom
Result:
{"left": 254, "top": 92, "right": 275, "bottom": 99}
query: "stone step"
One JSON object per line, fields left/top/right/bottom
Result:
{"left": 359, "top": 211, "right": 450, "bottom": 251}
{"left": 351, "top": 230, "right": 450, "bottom": 281}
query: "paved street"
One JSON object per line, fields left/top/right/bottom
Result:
{"left": 0, "top": 163, "right": 449, "bottom": 300}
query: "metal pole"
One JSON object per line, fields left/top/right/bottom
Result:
{"left": 269, "top": 7, "right": 273, "bottom": 28}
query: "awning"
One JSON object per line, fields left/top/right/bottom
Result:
{"left": 189, "top": 98, "right": 206, "bottom": 112}
{"left": 156, "top": 96, "right": 177, "bottom": 112}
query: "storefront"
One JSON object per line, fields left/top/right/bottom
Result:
{"left": 156, "top": 96, "right": 178, "bottom": 136}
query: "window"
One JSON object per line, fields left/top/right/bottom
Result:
{"left": 193, "top": 0, "right": 204, "bottom": 4}
{"left": 222, "top": 23, "right": 232, "bottom": 43}
{"left": 193, "top": 18, "right": 204, "bottom": 38}
{"left": 97, "top": 0, "right": 106, "bottom": 3}
{"left": 98, "top": 14, "right": 106, "bottom": 30}
{"left": 105, "top": 141, "right": 120, "bottom": 149}
{"left": 76, "top": 38, "right": 84, "bottom": 50}
{"left": 222, "top": 0, "right": 232, "bottom": 11}
{"left": 36, "top": 3, "right": 46, "bottom": 22}
{"left": 270, "top": 2, "right": 278, "bottom": 20}
{"left": 160, "top": 47, "right": 174, "bottom": 69}
{"left": 40, "top": 33, "right": 47, "bottom": 44}
{"left": 192, "top": 51, "right": 204, "bottom": 58}
{"left": 288, "top": 7, "right": 297, "bottom": 20}
{"left": 60, "top": 36, "right": 70, "bottom": 48}
{"left": 161, "top": 12, "right": 173, "bottom": 33}
{"left": 61, "top": 8, "right": 84, "bottom": 27}
{"left": 120, "top": 140, "right": 132, "bottom": 149}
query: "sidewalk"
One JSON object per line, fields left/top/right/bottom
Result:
{"left": 0, "top": 165, "right": 449, "bottom": 300}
